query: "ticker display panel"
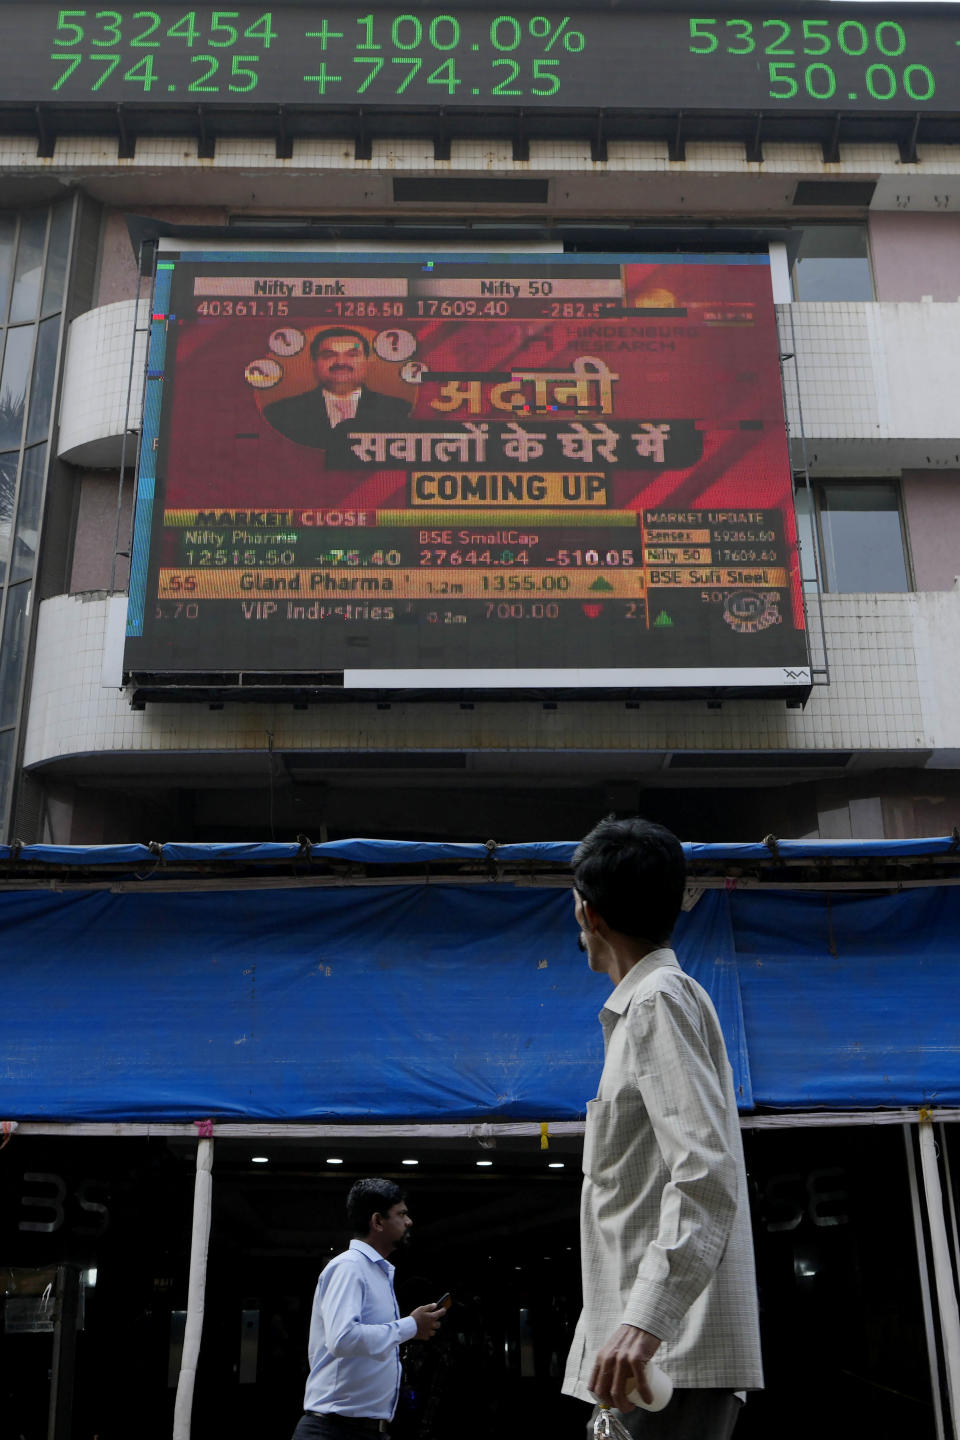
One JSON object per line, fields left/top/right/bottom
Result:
{"left": 124, "top": 252, "right": 810, "bottom": 692}
{"left": 0, "top": 6, "right": 954, "bottom": 112}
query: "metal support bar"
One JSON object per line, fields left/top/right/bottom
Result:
{"left": 746, "top": 112, "right": 763, "bottom": 164}
{"left": 433, "top": 111, "right": 451, "bottom": 162}
{"left": 822, "top": 113, "right": 842, "bottom": 165}
{"left": 591, "top": 111, "right": 608, "bottom": 164}
{"left": 13, "top": 1108, "right": 960, "bottom": 1141}
{"left": 111, "top": 241, "right": 154, "bottom": 593}
{"left": 512, "top": 109, "right": 529, "bottom": 162}
{"left": 906, "top": 1125, "right": 947, "bottom": 1440}
{"left": 34, "top": 104, "right": 54, "bottom": 159}
{"left": 47, "top": 1265, "right": 80, "bottom": 1440}
{"left": 196, "top": 106, "right": 214, "bottom": 160}
{"left": 942, "top": 1123, "right": 960, "bottom": 1290}
{"left": 669, "top": 111, "right": 685, "bottom": 163}
{"left": 919, "top": 1116, "right": 960, "bottom": 1437}
{"left": 354, "top": 110, "right": 371, "bottom": 162}
{"left": 275, "top": 106, "right": 292, "bottom": 161}
{"left": 900, "top": 113, "right": 921, "bottom": 165}
{"left": 172, "top": 1136, "right": 214, "bottom": 1440}
{"left": 782, "top": 302, "right": 831, "bottom": 688}
{"left": 116, "top": 104, "right": 135, "bottom": 160}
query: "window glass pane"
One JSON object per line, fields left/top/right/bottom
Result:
{"left": 26, "top": 316, "right": 59, "bottom": 445}
{"left": 10, "top": 443, "right": 46, "bottom": 584}
{"left": 0, "top": 582, "right": 31, "bottom": 729}
{"left": 792, "top": 483, "right": 819, "bottom": 590}
{"left": 0, "top": 451, "right": 17, "bottom": 586}
{"left": 41, "top": 201, "right": 71, "bottom": 316}
{"left": 0, "top": 726, "right": 14, "bottom": 837}
{"left": 818, "top": 482, "right": 909, "bottom": 593}
{"left": 0, "top": 325, "right": 33, "bottom": 450}
{"left": 9, "top": 211, "right": 47, "bottom": 324}
{"left": 793, "top": 225, "right": 873, "bottom": 302}
{"left": 0, "top": 215, "right": 16, "bottom": 322}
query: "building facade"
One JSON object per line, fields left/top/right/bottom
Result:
{"left": 2, "top": 4, "right": 960, "bottom": 1439}
{"left": 0, "top": 2, "right": 959, "bottom": 847}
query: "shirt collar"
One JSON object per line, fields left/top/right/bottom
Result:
{"left": 349, "top": 1238, "right": 394, "bottom": 1275}
{"left": 601, "top": 947, "right": 679, "bottom": 1017}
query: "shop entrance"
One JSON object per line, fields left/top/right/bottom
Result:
{"left": 0, "top": 1124, "right": 947, "bottom": 1440}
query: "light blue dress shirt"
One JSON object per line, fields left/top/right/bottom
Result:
{"left": 303, "top": 1239, "right": 418, "bottom": 1420}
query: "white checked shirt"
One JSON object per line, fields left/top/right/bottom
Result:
{"left": 562, "top": 948, "right": 763, "bottom": 1399}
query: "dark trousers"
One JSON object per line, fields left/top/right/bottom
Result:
{"left": 291, "top": 1413, "right": 386, "bottom": 1440}
{"left": 589, "top": 1391, "right": 743, "bottom": 1440}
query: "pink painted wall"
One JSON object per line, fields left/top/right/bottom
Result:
{"left": 95, "top": 206, "right": 226, "bottom": 306}
{"left": 869, "top": 212, "right": 960, "bottom": 301}
{"left": 70, "top": 475, "right": 133, "bottom": 592}
{"left": 902, "top": 470, "right": 960, "bottom": 590}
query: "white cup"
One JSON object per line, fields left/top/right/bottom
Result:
{"left": 626, "top": 1359, "right": 673, "bottom": 1413}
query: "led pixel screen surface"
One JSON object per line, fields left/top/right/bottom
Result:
{"left": 0, "top": 7, "right": 954, "bottom": 113}
{"left": 124, "top": 252, "right": 810, "bottom": 693}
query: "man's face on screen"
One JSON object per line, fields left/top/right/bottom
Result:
{"left": 313, "top": 336, "right": 369, "bottom": 396}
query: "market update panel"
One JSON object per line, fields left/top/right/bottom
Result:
{"left": 123, "top": 252, "right": 810, "bottom": 692}
{"left": 0, "top": 7, "right": 952, "bottom": 112}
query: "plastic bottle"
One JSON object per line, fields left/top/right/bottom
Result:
{"left": 626, "top": 1359, "right": 673, "bottom": 1413}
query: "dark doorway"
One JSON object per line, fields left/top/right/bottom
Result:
{"left": 0, "top": 1125, "right": 945, "bottom": 1440}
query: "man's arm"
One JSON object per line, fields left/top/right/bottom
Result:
{"left": 591, "top": 987, "right": 739, "bottom": 1409}
{"left": 320, "top": 1264, "right": 443, "bottom": 1359}
{"left": 320, "top": 1264, "right": 417, "bottom": 1360}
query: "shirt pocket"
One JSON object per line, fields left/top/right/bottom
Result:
{"left": 582, "top": 1097, "right": 616, "bottom": 1183}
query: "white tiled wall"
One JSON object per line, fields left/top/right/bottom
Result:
{"left": 57, "top": 299, "right": 150, "bottom": 466}
{"left": 22, "top": 589, "right": 959, "bottom": 768}
{"left": 779, "top": 302, "right": 960, "bottom": 464}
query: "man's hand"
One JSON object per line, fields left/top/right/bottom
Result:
{"left": 410, "top": 1303, "right": 445, "bottom": 1340}
{"left": 589, "top": 1324, "right": 661, "bottom": 1412}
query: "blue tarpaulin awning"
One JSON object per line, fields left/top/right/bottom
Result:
{"left": 2, "top": 867, "right": 959, "bottom": 1122}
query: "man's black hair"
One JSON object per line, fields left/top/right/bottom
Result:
{"left": 573, "top": 816, "right": 686, "bottom": 944}
{"left": 310, "top": 327, "right": 371, "bottom": 359}
{"left": 346, "top": 1177, "right": 404, "bottom": 1236}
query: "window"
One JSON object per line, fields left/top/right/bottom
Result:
{"left": 794, "top": 479, "right": 911, "bottom": 593}
{"left": 791, "top": 225, "right": 873, "bottom": 302}
{"left": 0, "top": 201, "right": 75, "bottom": 838}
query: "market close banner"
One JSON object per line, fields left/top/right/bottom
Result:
{"left": 125, "top": 251, "right": 810, "bottom": 692}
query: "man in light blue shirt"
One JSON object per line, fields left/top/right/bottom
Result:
{"left": 291, "top": 1178, "right": 445, "bottom": 1440}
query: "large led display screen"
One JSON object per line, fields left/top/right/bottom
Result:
{"left": 0, "top": 7, "right": 952, "bottom": 115}
{"left": 124, "top": 252, "right": 810, "bottom": 693}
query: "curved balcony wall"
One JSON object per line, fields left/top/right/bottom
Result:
{"left": 57, "top": 298, "right": 149, "bottom": 467}
{"left": 21, "top": 589, "right": 960, "bottom": 773}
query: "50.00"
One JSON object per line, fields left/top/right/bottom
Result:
{"left": 769, "top": 59, "right": 935, "bottom": 100}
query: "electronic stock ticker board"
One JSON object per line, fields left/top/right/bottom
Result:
{"left": 124, "top": 253, "right": 811, "bottom": 695}
{"left": 0, "top": 7, "right": 955, "bottom": 113}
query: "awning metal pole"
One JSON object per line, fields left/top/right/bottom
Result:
{"left": 905, "top": 1124, "right": 947, "bottom": 1440}
{"left": 919, "top": 1116, "right": 960, "bottom": 1439}
{"left": 172, "top": 1136, "right": 214, "bottom": 1440}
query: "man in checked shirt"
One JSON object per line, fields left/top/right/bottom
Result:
{"left": 562, "top": 818, "right": 763, "bottom": 1440}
